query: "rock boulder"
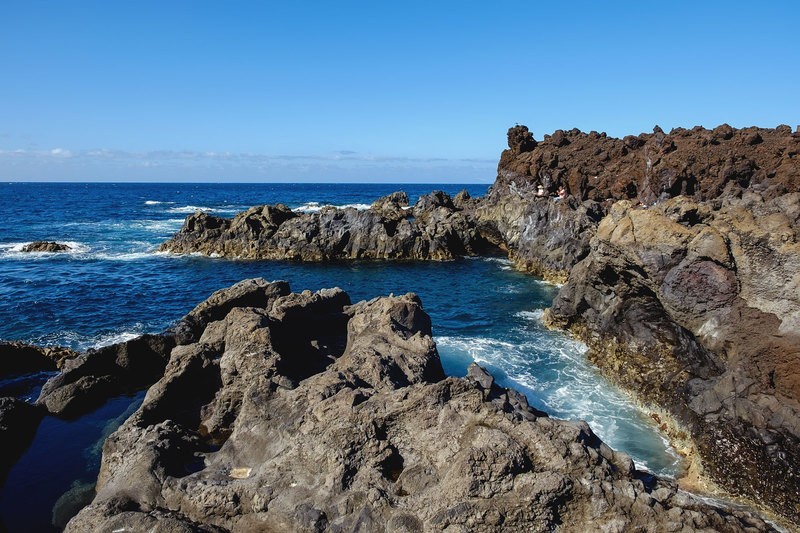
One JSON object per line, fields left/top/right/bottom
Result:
{"left": 65, "top": 282, "right": 777, "bottom": 532}
{"left": 20, "top": 241, "right": 72, "bottom": 253}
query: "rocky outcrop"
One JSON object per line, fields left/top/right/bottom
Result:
{"left": 466, "top": 124, "right": 800, "bottom": 524}
{"left": 493, "top": 124, "right": 799, "bottom": 206}
{"left": 35, "top": 279, "right": 292, "bottom": 418}
{"left": 474, "top": 191, "right": 604, "bottom": 281}
{"left": 151, "top": 123, "right": 800, "bottom": 524}
{"left": 66, "top": 280, "right": 777, "bottom": 532}
{"left": 159, "top": 192, "right": 496, "bottom": 261}
{"left": 0, "top": 397, "right": 43, "bottom": 483}
{"left": 545, "top": 190, "right": 800, "bottom": 523}
{"left": 472, "top": 123, "right": 800, "bottom": 280}
{"left": 0, "top": 341, "right": 77, "bottom": 377}
{"left": 20, "top": 241, "right": 72, "bottom": 252}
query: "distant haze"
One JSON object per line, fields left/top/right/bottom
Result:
{"left": 1, "top": 2, "right": 797, "bottom": 182}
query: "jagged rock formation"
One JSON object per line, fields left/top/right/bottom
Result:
{"left": 475, "top": 123, "right": 800, "bottom": 279}
{"left": 20, "top": 241, "right": 72, "bottom": 252}
{"left": 159, "top": 192, "right": 495, "bottom": 261}
{"left": 152, "top": 122, "right": 800, "bottom": 524}
{"left": 489, "top": 124, "right": 800, "bottom": 523}
{"left": 66, "top": 280, "right": 777, "bottom": 532}
{"left": 545, "top": 191, "right": 800, "bottom": 522}
{"left": 0, "top": 341, "right": 77, "bottom": 377}
{"left": 36, "top": 279, "right": 291, "bottom": 418}
{"left": 493, "top": 124, "right": 799, "bottom": 206}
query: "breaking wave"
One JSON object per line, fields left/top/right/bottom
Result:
{"left": 292, "top": 201, "right": 372, "bottom": 213}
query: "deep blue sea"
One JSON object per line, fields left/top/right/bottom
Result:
{"left": 0, "top": 182, "right": 679, "bottom": 531}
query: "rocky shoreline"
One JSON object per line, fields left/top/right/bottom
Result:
{"left": 4, "top": 280, "right": 784, "bottom": 531}
{"left": 491, "top": 124, "right": 800, "bottom": 525}
{"left": 155, "top": 123, "right": 800, "bottom": 526}
{"left": 2, "top": 123, "right": 798, "bottom": 529}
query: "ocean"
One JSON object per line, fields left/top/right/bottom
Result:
{"left": 0, "top": 182, "right": 679, "bottom": 531}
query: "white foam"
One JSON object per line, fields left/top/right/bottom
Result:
{"left": 38, "top": 326, "right": 146, "bottom": 351}
{"left": 137, "top": 218, "right": 186, "bottom": 232}
{"left": 93, "top": 251, "right": 157, "bottom": 261}
{"left": 292, "top": 202, "right": 372, "bottom": 213}
{"left": 515, "top": 309, "right": 545, "bottom": 321}
{"left": 93, "top": 331, "right": 141, "bottom": 348}
{"left": 481, "top": 257, "right": 513, "bottom": 266}
{"left": 0, "top": 240, "right": 176, "bottom": 262}
{"left": 214, "top": 206, "right": 247, "bottom": 215}
{"left": 168, "top": 205, "right": 214, "bottom": 213}
{"left": 144, "top": 200, "right": 174, "bottom": 205}
{"left": 436, "top": 331, "right": 681, "bottom": 475}
{"left": 1, "top": 241, "right": 91, "bottom": 257}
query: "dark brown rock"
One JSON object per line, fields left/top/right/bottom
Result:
{"left": 492, "top": 123, "right": 799, "bottom": 206}
{"left": 507, "top": 124, "right": 537, "bottom": 154}
{"left": 0, "top": 397, "right": 44, "bottom": 484}
{"left": 20, "top": 241, "right": 71, "bottom": 253}
{"left": 0, "top": 341, "right": 77, "bottom": 377}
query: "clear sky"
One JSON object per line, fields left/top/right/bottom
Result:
{"left": 1, "top": 1, "right": 797, "bottom": 182}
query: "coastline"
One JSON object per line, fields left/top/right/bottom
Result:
{"left": 2, "top": 122, "right": 798, "bottom": 529}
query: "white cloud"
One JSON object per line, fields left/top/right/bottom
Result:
{"left": 0, "top": 146, "right": 497, "bottom": 182}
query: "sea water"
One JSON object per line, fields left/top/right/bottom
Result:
{"left": 0, "top": 183, "right": 680, "bottom": 531}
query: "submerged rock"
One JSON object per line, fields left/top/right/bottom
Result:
{"left": 64, "top": 280, "right": 776, "bottom": 532}
{"left": 20, "top": 241, "right": 72, "bottom": 253}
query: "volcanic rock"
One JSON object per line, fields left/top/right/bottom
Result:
{"left": 0, "top": 397, "right": 43, "bottom": 483}
{"left": 0, "top": 341, "right": 77, "bottom": 377}
{"left": 151, "top": 123, "right": 800, "bottom": 524}
{"left": 476, "top": 123, "right": 800, "bottom": 278}
{"left": 20, "top": 241, "right": 72, "bottom": 253}
{"left": 36, "top": 279, "right": 291, "bottom": 418}
{"left": 36, "top": 334, "right": 177, "bottom": 417}
{"left": 159, "top": 191, "right": 496, "bottom": 261}
{"left": 545, "top": 191, "right": 800, "bottom": 522}
{"left": 65, "top": 280, "right": 777, "bottom": 532}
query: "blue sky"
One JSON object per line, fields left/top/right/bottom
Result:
{"left": 1, "top": 1, "right": 797, "bottom": 182}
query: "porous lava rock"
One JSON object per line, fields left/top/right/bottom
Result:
{"left": 65, "top": 280, "right": 777, "bottom": 532}
{"left": 545, "top": 191, "right": 800, "bottom": 523}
